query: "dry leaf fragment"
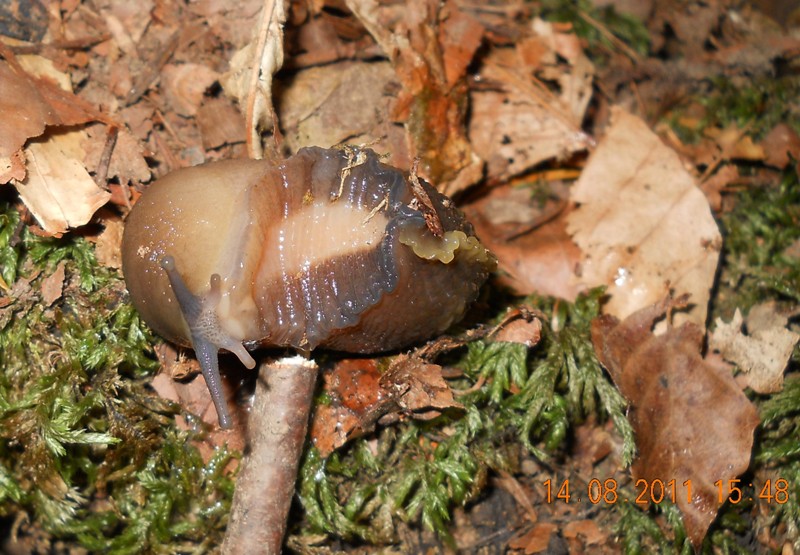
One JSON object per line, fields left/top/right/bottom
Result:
{"left": 568, "top": 108, "right": 722, "bottom": 330}
{"left": 347, "top": 0, "right": 483, "bottom": 195}
{"left": 761, "top": 123, "right": 800, "bottom": 169}
{"left": 0, "top": 59, "right": 57, "bottom": 158}
{"left": 469, "top": 19, "right": 594, "bottom": 182}
{"left": 508, "top": 523, "right": 557, "bottom": 554}
{"left": 40, "top": 261, "right": 66, "bottom": 306}
{"left": 380, "top": 354, "right": 463, "bottom": 419}
{"left": 562, "top": 519, "right": 606, "bottom": 546}
{"left": 161, "top": 63, "right": 221, "bottom": 117}
{"left": 592, "top": 297, "right": 760, "bottom": 548}
{"left": 277, "top": 61, "right": 403, "bottom": 159}
{"left": 464, "top": 184, "right": 583, "bottom": 299}
{"left": 309, "top": 355, "right": 462, "bottom": 457}
{"left": 710, "top": 306, "right": 800, "bottom": 394}
{"left": 15, "top": 131, "right": 112, "bottom": 235}
{"left": 221, "top": 0, "right": 287, "bottom": 158}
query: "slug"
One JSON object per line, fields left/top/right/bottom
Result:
{"left": 122, "top": 147, "right": 494, "bottom": 428}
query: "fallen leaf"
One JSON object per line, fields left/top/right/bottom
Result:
{"left": 197, "top": 97, "right": 247, "bottom": 150}
{"left": 508, "top": 523, "right": 557, "bottom": 554}
{"left": 220, "top": 0, "right": 287, "bottom": 158}
{"left": 309, "top": 355, "right": 463, "bottom": 457}
{"left": 761, "top": 123, "right": 800, "bottom": 169}
{"left": 380, "top": 354, "right": 463, "bottom": 419}
{"left": 464, "top": 185, "right": 583, "bottom": 299}
{"left": 0, "top": 151, "right": 27, "bottom": 184}
{"left": 92, "top": 213, "right": 125, "bottom": 269}
{"left": 277, "top": 61, "right": 406, "bottom": 163}
{"left": 592, "top": 297, "right": 760, "bottom": 548}
{"left": 469, "top": 19, "right": 594, "bottom": 182}
{"left": 568, "top": 108, "right": 722, "bottom": 330}
{"left": 710, "top": 306, "right": 800, "bottom": 394}
{"left": 14, "top": 131, "right": 112, "bottom": 235}
{"left": 40, "top": 261, "right": 66, "bottom": 306}
{"left": 0, "top": 59, "right": 58, "bottom": 158}
{"left": 562, "top": 519, "right": 606, "bottom": 546}
{"left": 82, "top": 123, "right": 151, "bottom": 186}
{"left": 161, "top": 63, "right": 221, "bottom": 117}
{"left": 346, "top": 0, "right": 483, "bottom": 195}
{"left": 309, "top": 359, "right": 383, "bottom": 457}
{"left": 494, "top": 316, "right": 543, "bottom": 347}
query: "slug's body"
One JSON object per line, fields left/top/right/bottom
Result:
{"left": 122, "top": 147, "right": 494, "bottom": 427}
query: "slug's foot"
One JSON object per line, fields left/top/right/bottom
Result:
{"left": 161, "top": 256, "right": 256, "bottom": 429}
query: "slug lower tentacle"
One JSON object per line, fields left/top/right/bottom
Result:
{"left": 122, "top": 147, "right": 495, "bottom": 426}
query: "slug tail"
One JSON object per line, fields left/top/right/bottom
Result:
{"left": 161, "top": 255, "right": 255, "bottom": 429}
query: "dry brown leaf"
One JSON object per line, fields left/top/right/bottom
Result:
{"left": 221, "top": 0, "right": 287, "bottom": 158}
{"left": 277, "top": 61, "right": 407, "bottom": 164}
{"left": 40, "top": 261, "right": 66, "bottom": 306}
{"left": 14, "top": 131, "right": 111, "bottom": 235}
{"left": 469, "top": 19, "right": 594, "bottom": 182}
{"left": 0, "top": 151, "right": 27, "bottom": 184}
{"left": 197, "top": 97, "right": 247, "bottom": 150}
{"left": 494, "top": 316, "right": 543, "bottom": 347}
{"left": 0, "top": 60, "right": 57, "bottom": 158}
{"left": 92, "top": 214, "right": 125, "bottom": 269}
{"left": 309, "top": 358, "right": 383, "bottom": 457}
{"left": 562, "top": 519, "right": 606, "bottom": 546}
{"left": 309, "top": 355, "right": 462, "bottom": 457}
{"left": 82, "top": 123, "right": 151, "bottom": 186}
{"left": 346, "top": 0, "right": 483, "bottom": 195}
{"left": 592, "top": 297, "right": 760, "bottom": 548}
{"left": 464, "top": 184, "right": 583, "bottom": 299}
{"left": 761, "top": 123, "right": 800, "bottom": 169}
{"left": 380, "top": 355, "right": 463, "bottom": 418}
{"left": 710, "top": 306, "right": 800, "bottom": 394}
{"left": 568, "top": 108, "right": 722, "bottom": 330}
{"left": 508, "top": 523, "right": 557, "bottom": 554}
{"left": 161, "top": 63, "right": 221, "bottom": 117}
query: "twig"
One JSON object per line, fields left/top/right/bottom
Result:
{"left": 578, "top": 9, "right": 641, "bottom": 64}
{"left": 221, "top": 355, "right": 319, "bottom": 555}
{"left": 93, "top": 126, "right": 119, "bottom": 188}
{"left": 124, "top": 30, "right": 179, "bottom": 105}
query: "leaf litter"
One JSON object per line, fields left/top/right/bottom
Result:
{"left": 1, "top": 0, "right": 800, "bottom": 552}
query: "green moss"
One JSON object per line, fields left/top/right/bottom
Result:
{"left": 538, "top": 0, "right": 651, "bottom": 58}
{"left": 714, "top": 169, "right": 800, "bottom": 319}
{"left": 295, "top": 288, "right": 635, "bottom": 544}
{"left": 670, "top": 76, "right": 800, "bottom": 145}
{"left": 0, "top": 202, "right": 235, "bottom": 553}
{"left": 700, "top": 76, "right": 800, "bottom": 140}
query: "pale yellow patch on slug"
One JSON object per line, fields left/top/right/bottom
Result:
{"left": 398, "top": 227, "right": 496, "bottom": 267}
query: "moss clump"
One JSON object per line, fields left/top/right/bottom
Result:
{"left": 0, "top": 203, "right": 235, "bottom": 554}
{"left": 295, "top": 288, "right": 634, "bottom": 545}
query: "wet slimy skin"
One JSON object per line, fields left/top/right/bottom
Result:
{"left": 122, "top": 147, "right": 494, "bottom": 427}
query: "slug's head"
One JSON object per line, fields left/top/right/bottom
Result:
{"left": 122, "top": 148, "right": 494, "bottom": 428}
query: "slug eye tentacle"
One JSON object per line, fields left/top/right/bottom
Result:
{"left": 160, "top": 255, "right": 256, "bottom": 429}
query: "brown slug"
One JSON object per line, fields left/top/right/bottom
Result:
{"left": 122, "top": 147, "right": 494, "bottom": 428}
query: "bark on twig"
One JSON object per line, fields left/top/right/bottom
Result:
{"left": 221, "top": 355, "right": 319, "bottom": 554}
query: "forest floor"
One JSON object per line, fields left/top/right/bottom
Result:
{"left": 1, "top": 0, "right": 800, "bottom": 553}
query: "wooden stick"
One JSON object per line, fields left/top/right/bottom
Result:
{"left": 221, "top": 355, "right": 319, "bottom": 554}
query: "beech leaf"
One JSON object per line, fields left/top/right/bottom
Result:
{"left": 592, "top": 297, "right": 760, "bottom": 548}
{"left": 568, "top": 108, "right": 722, "bottom": 330}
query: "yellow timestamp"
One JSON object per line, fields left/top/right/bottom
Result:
{"left": 543, "top": 478, "right": 791, "bottom": 505}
